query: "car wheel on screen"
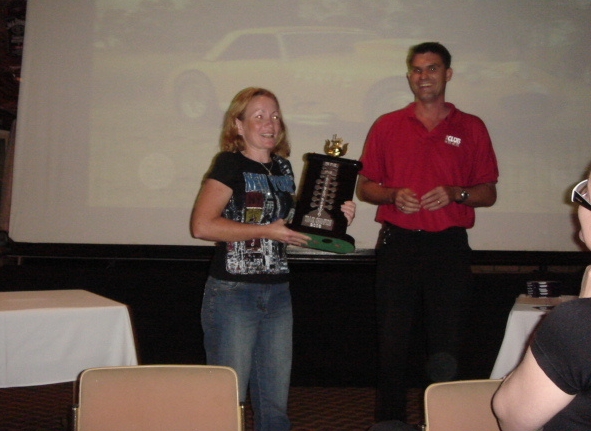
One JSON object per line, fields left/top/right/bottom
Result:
{"left": 365, "top": 80, "right": 411, "bottom": 122}
{"left": 174, "top": 72, "right": 217, "bottom": 122}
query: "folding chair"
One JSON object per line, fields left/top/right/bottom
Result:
{"left": 73, "top": 365, "right": 243, "bottom": 431}
{"left": 423, "top": 379, "right": 502, "bottom": 431}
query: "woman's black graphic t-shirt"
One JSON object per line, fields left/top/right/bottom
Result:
{"left": 207, "top": 151, "right": 296, "bottom": 283}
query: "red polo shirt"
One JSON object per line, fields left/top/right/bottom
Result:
{"left": 359, "top": 102, "right": 499, "bottom": 232}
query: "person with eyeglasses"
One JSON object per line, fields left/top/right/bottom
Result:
{"left": 492, "top": 172, "right": 591, "bottom": 431}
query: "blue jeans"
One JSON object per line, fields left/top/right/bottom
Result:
{"left": 201, "top": 276, "right": 292, "bottom": 431}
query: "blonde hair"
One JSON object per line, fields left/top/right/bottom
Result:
{"left": 219, "top": 87, "right": 291, "bottom": 157}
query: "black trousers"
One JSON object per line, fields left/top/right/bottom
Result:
{"left": 375, "top": 224, "right": 473, "bottom": 421}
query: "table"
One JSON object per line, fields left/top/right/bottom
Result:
{"left": 490, "top": 294, "right": 577, "bottom": 379}
{"left": 0, "top": 289, "right": 138, "bottom": 387}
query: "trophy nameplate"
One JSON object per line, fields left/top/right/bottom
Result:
{"left": 289, "top": 135, "right": 362, "bottom": 254}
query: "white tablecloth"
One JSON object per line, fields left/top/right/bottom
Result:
{"left": 490, "top": 294, "right": 577, "bottom": 379}
{"left": 0, "top": 289, "right": 138, "bottom": 387}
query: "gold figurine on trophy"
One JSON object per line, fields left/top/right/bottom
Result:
{"left": 324, "top": 134, "right": 348, "bottom": 157}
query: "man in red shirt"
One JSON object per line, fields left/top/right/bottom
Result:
{"left": 357, "top": 42, "right": 499, "bottom": 422}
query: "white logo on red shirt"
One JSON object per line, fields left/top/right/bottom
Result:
{"left": 445, "top": 135, "right": 461, "bottom": 147}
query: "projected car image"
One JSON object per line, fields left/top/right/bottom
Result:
{"left": 164, "top": 27, "right": 412, "bottom": 126}
{"left": 164, "top": 26, "right": 564, "bottom": 127}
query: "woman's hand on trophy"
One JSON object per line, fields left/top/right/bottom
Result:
{"left": 268, "top": 219, "right": 311, "bottom": 246}
{"left": 341, "top": 201, "right": 356, "bottom": 226}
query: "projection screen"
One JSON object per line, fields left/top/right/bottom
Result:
{"left": 8, "top": 0, "right": 591, "bottom": 251}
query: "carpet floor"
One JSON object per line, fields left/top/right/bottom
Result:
{"left": 0, "top": 383, "right": 424, "bottom": 431}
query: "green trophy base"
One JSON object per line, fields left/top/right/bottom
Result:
{"left": 303, "top": 232, "right": 355, "bottom": 254}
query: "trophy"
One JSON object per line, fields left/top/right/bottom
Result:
{"left": 289, "top": 135, "right": 362, "bottom": 254}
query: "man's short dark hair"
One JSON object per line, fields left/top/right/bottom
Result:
{"left": 406, "top": 42, "right": 452, "bottom": 70}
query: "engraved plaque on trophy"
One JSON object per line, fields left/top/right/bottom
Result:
{"left": 289, "top": 135, "right": 362, "bottom": 254}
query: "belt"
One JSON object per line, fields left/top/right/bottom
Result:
{"left": 383, "top": 222, "right": 424, "bottom": 233}
{"left": 383, "top": 222, "right": 464, "bottom": 234}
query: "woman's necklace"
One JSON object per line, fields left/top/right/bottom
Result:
{"left": 259, "top": 159, "right": 274, "bottom": 176}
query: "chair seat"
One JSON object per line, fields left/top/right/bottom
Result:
{"left": 74, "top": 365, "right": 242, "bottom": 431}
{"left": 424, "top": 379, "right": 502, "bottom": 431}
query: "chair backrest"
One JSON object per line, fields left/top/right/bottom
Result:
{"left": 580, "top": 265, "right": 591, "bottom": 298}
{"left": 73, "top": 365, "right": 242, "bottom": 431}
{"left": 424, "top": 379, "right": 502, "bottom": 431}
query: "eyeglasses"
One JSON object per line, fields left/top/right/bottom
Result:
{"left": 572, "top": 179, "right": 591, "bottom": 211}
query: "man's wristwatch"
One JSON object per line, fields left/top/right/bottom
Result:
{"left": 457, "top": 189, "right": 470, "bottom": 203}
